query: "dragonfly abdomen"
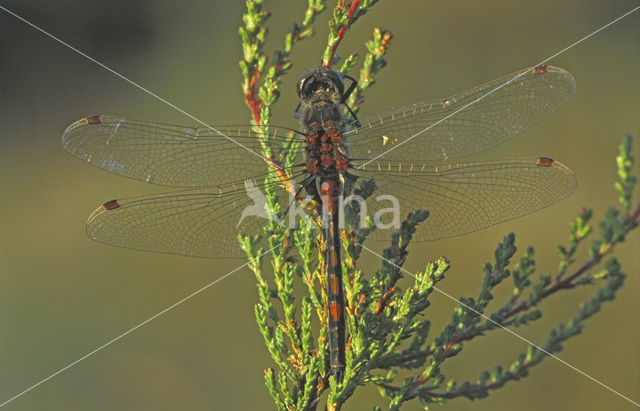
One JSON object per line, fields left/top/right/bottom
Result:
{"left": 319, "top": 180, "right": 346, "bottom": 381}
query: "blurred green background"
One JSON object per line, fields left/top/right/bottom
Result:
{"left": 1, "top": 1, "right": 638, "bottom": 410}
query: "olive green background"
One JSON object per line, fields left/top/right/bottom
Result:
{"left": 1, "top": 1, "right": 638, "bottom": 410}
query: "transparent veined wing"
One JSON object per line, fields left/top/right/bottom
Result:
{"left": 356, "top": 156, "right": 576, "bottom": 241}
{"left": 85, "top": 175, "right": 302, "bottom": 258}
{"left": 62, "top": 115, "right": 304, "bottom": 188}
{"left": 347, "top": 66, "right": 576, "bottom": 165}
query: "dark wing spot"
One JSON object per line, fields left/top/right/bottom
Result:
{"left": 86, "top": 115, "right": 102, "bottom": 124}
{"left": 536, "top": 157, "right": 554, "bottom": 167}
{"left": 103, "top": 199, "right": 120, "bottom": 210}
{"left": 533, "top": 65, "right": 549, "bottom": 75}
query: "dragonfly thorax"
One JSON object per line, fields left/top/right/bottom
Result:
{"left": 299, "top": 70, "right": 353, "bottom": 202}
{"left": 304, "top": 120, "right": 349, "bottom": 173}
{"left": 303, "top": 117, "right": 353, "bottom": 204}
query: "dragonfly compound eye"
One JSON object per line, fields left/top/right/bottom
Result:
{"left": 297, "top": 69, "right": 345, "bottom": 101}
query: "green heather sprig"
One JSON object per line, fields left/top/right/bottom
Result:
{"left": 342, "top": 27, "right": 393, "bottom": 114}
{"left": 239, "top": 0, "right": 326, "bottom": 131}
{"left": 372, "top": 135, "right": 637, "bottom": 408}
{"left": 323, "top": 0, "right": 382, "bottom": 67}
{"left": 236, "top": 2, "right": 637, "bottom": 409}
{"left": 616, "top": 134, "right": 636, "bottom": 213}
{"left": 239, "top": 1, "right": 392, "bottom": 409}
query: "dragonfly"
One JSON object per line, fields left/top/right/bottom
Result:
{"left": 62, "top": 64, "right": 577, "bottom": 381}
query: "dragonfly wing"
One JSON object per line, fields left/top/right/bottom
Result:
{"left": 357, "top": 157, "right": 576, "bottom": 241}
{"left": 347, "top": 66, "right": 576, "bottom": 164}
{"left": 85, "top": 179, "right": 296, "bottom": 258}
{"left": 62, "top": 115, "right": 304, "bottom": 188}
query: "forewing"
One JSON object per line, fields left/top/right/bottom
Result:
{"left": 357, "top": 157, "right": 576, "bottom": 241}
{"left": 347, "top": 66, "right": 576, "bottom": 164}
{"left": 62, "top": 115, "right": 303, "bottom": 188}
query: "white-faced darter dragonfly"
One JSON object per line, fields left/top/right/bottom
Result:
{"left": 62, "top": 65, "right": 577, "bottom": 381}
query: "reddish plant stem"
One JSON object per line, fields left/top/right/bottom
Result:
{"left": 322, "top": 0, "right": 361, "bottom": 67}
{"left": 501, "top": 202, "right": 639, "bottom": 321}
{"left": 244, "top": 70, "right": 262, "bottom": 126}
{"left": 246, "top": 25, "right": 304, "bottom": 129}
{"left": 392, "top": 202, "right": 640, "bottom": 372}
{"left": 627, "top": 202, "right": 640, "bottom": 224}
{"left": 373, "top": 286, "right": 398, "bottom": 314}
{"left": 378, "top": 332, "right": 564, "bottom": 400}
{"left": 422, "top": 333, "right": 564, "bottom": 400}
{"left": 266, "top": 155, "right": 296, "bottom": 197}
{"left": 497, "top": 253, "right": 607, "bottom": 321}
{"left": 398, "top": 327, "right": 467, "bottom": 392}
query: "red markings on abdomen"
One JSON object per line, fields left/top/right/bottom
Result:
{"left": 320, "top": 180, "right": 338, "bottom": 196}
{"left": 329, "top": 303, "right": 342, "bottom": 322}
{"left": 320, "top": 180, "right": 339, "bottom": 215}
{"left": 329, "top": 274, "right": 340, "bottom": 295}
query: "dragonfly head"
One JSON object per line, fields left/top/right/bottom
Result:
{"left": 297, "top": 68, "right": 345, "bottom": 105}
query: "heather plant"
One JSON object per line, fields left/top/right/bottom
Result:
{"left": 236, "top": 1, "right": 637, "bottom": 409}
